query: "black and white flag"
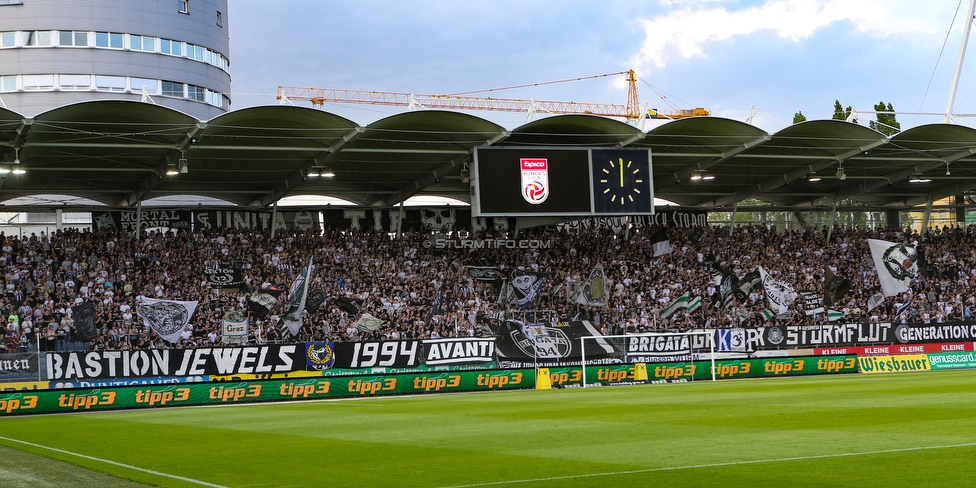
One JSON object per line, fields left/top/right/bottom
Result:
{"left": 203, "top": 267, "right": 245, "bottom": 289}
{"left": 736, "top": 270, "right": 761, "bottom": 302}
{"left": 868, "top": 239, "right": 918, "bottom": 296}
{"left": 72, "top": 301, "right": 98, "bottom": 342}
{"left": 466, "top": 266, "right": 505, "bottom": 282}
{"left": 138, "top": 298, "right": 198, "bottom": 343}
{"left": 823, "top": 268, "right": 851, "bottom": 307}
{"left": 651, "top": 229, "right": 672, "bottom": 257}
{"left": 867, "top": 292, "right": 885, "bottom": 313}
{"left": 799, "top": 290, "right": 824, "bottom": 316}
{"left": 576, "top": 263, "right": 607, "bottom": 307}
{"left": 759, "top": 266, "right": 794, "bottom": 315}
{"left": 248, "top": 287, "right": 282, "bottom": 319}
{"left": 281, "top": 258, "right": 314, "bottom": 338}
{"left": 499, "top": 269, "right": 547, "bottom": 308}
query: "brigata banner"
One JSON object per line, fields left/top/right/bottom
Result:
{"left": 46, "top": 345, "right": 302, "bottom": 380}
{"left": 0, "top": 370, "right": 528, "bottom": 416}
{"left": 927, "top": 352, "right": 976, "bottom": 370}
{"left": 0, "top": 353, "right": 39, "bottom": 376}
{"left": 857, "top": 354, "right": 932, "bottom": 374}
{"left": 422, "top": 338, "right": 495, "bottom": 366}
{"left": 814, "top": 342, "right": 973, "bottom": 357}
{"left": 626, "top": 334, "right": 709, "bottom": 363}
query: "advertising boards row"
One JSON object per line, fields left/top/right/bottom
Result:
{"left": 6, "top": 350, "right": 976, "bottom": 415}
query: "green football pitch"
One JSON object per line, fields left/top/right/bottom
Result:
{"left": 1, "top": 370, "right": 976, "bottom": 488}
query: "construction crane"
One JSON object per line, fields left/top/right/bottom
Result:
{"left": 276, "top": 70, "right": 709, "bottom": 121}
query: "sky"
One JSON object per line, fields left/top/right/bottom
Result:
{"left": 228, "top": 0, "right": 976, "bottom": 134}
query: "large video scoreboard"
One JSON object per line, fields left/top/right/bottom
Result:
{"left": 472, "top": 147, "right": 654, "bottom": 217}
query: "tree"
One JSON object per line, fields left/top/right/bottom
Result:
{"left": 832, "top": 100, "right": 856, "bottom": 123}
{"left": 869, "top": 101, "right": 901, "bottom": 136}
{"left": 793, "top": 111, "right": 807, "bottom": 124}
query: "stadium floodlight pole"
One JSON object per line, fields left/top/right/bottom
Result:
{"left": 945, "top": 0, "right": 976, "bottom": 123}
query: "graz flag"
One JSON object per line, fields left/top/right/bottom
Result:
{"left": 759, "top": 266, "right": 794, "bottom": 315}
{"left": 868, "top": 239, "right": 918, "bottom": 296}
{"left": 138, "top": 298, "right": 198, "bottom": 343}
{"left": 281, "top": 258, "right": 314, "bottom": 338}
{"left": 576, "top": 263, "right": 607, "bottom": 307}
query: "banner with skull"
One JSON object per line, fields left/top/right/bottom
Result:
{"left": 868, "top": 239, "right": 918, "bottom": 296}
{"left": 138, "top": 298, "right": 198, "bottom": 343}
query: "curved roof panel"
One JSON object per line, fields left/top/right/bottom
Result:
{"left": 0, "top": 102, "right": 972, "bottom": 211}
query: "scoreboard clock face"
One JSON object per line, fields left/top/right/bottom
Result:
{"left": 591, "top": 149, "right": 653, "bottom": 215}
{"left": 472, "top": 147, "right": 653, "bottom": 217}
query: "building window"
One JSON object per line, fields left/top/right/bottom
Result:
{"left": 186, "top": 44, "right": 204, "bottom": 61}
{"left": 58, "top": 74, "right": 92, "bottom": 91}
{"left": 59, "top": 31, "right": 89, "bottom": 47}
{"left": 187, "top": 84, "right": 205, "bottom": 102}
{"left": 0, "top": 76, "right": 16, "bottom": 92}
{"left": 178, "top": 0, "right": 188, "bottom": 14}
{"left": 129, "top": 34, "right": 155, "bottom": 52}
{"left": 23, "top": 30, "right": 53, "bottom": 47}
{"left": 0, "top": 32, "right": 14, "bottom": 48}
{"left": 95, "top": 32, "right": 123, "bottom": 49}
{"left": 161, "top": 81, "right": 184, "bottom": 97}
{"left": 95, "top": 75, "right": 125, "bottom": 92}
{"left": 130, "top": 78, "right": 158, "bottom": 94}
{"left": 160, "top": 38, "right": 182, "bottom": 56}
{"left": 206, "top": 90, "right": 222, "bottom": 107}
{"left": 216, "top": 11, "right": 222, "bottom": 27}
{"left": 22, "top": 75, "right": 55, "bottom": 91}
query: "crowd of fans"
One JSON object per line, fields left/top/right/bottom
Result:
{"left": 1, "top": 219, "right": 975, "bottom": 354}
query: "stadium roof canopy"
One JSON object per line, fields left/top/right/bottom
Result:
{"left": 1, "top": 100, "right": 975, "bottom": 211}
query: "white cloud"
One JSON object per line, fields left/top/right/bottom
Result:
{"left": 631, "top": 0, "right": 929, "bottom": 71}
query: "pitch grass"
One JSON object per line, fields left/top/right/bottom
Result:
{"left": 2, "top": 371, "right": 976, "bottom": 487}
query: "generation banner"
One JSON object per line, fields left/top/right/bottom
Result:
{"left": 45, "top": 345, "right": 303, "bottom": 381}
{"left": 0, "top": 353, "right": 39, "bottom": 376}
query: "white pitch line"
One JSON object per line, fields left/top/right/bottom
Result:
{"left": 441, "top": 442, "right": 976, "bottom": 488}
{"left": 0, "top": 435, "right": 227, "bottom": 488}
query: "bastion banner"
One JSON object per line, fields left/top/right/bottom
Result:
{"left": 46, "top": 345, "right": 303, "bottom": 381}
{"left": 91, "top": 210, "right": 192, "bottom": 232}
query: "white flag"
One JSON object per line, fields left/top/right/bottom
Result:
{"left": 868, "top": 239, "right": 918, "bottom": 296}
{"left": 138, "top": 298, "right": 198, "bottom": 343}
{"left": 759, "top": 267, "right": 794, "bottom": 315}
{"left": 867, "top": 292, "right": 885, "bottom": 313}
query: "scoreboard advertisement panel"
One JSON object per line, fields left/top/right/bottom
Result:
{"left": 472, "top": 147, "right": 653, "bottom": 217}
